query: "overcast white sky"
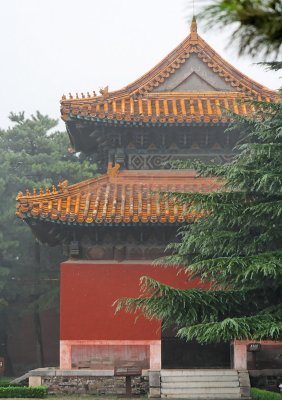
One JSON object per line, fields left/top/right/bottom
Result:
{"left": 1, "top": 0, "right": 281, "bottom": 130}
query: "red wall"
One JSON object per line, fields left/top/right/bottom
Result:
{"left": 60, "top": 261, "right": 202, "bottom": 341}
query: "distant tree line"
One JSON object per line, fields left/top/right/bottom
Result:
{"left": 0, "top": 112, "right": 97, "bottom": 375}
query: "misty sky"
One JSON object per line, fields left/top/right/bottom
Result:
{"left": 1, "top": 0, "right": 281, "bottom": 130}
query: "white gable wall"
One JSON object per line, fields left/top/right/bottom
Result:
{"left": 153, "top": 54, "right": 233, "bottom": 92}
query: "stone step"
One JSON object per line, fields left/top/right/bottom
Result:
{"left": 161, "top": 387, "right": 241, "bottom": 395}
{"left": 162, "top": 375, "right": 239, "bottom": 382}
{"left": 159, "top": 369, "right": 247, "bottom": 399}
{"left": 161, "top": 369, "right": 238, "bottom": 376}
{"left": 162, "top": 381, "right": 240, "bottom": 388}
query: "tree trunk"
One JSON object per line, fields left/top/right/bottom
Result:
{"left": 0, "top": 311, "right": 14, "bottom": 376}
{"left": 33, "top": 307, "right": 45, "bottom": 368}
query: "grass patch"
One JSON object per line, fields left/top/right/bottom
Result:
{"left": 251, "top": 387, "right": 281, "bottom": 400}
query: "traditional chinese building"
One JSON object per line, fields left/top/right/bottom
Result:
{"left": 16, "top": 18, "right": 280, "bottom": 397}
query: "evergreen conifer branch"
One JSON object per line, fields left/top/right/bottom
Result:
{"left": 116, "top": 72, "right": 282, "bottom": 343}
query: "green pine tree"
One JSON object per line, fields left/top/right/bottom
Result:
{"left": 0, "top": 111, "right": 97, "bottom": 374}
{"left": 199, "top": 0, "right": 282, "bottom": 58}
{"left": 116, "top": 94, "right": 282, "bottom": 343}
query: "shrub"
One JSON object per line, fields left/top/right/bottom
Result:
{"left": 0, "top": 380, "right": 23, "bottom": 387}
{"left": 0, "top": 385, "right": 48, "bottom": 398}
{"left": 251, "top": 387, "right": 281, "bottom": 400}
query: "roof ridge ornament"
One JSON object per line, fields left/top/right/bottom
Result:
{"left": 107, "top": 162, "right": 120, "bottom": 179}
{"left": 58, "top": 180, "right": 69, "bottom": 194}
{"left": 190, "top": 15, "right": 198, "bottom": 40}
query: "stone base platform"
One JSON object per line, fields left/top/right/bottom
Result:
{"left": 28, "top": 368, "right": 149, "bottom": 395}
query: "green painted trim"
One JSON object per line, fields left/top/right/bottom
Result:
{"left": 70, "top": 113, "right": 227, "bottom": 128}
{"left": 24, "top": 214, "right": 187, "bottom": 227}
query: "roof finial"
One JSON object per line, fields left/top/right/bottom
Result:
{"left": 190, "top": 15, "right": 198, "bottom": 40}
{"left": 191, "top": 16, "right": 197, "bottom": 33}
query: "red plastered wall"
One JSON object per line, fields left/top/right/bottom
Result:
{"left": 60, "top": 261, "right": 203, "bottom": 340}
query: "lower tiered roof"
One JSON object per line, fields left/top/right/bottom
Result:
{"left": 16, "top": 167, "right": 220, "bottom": 226}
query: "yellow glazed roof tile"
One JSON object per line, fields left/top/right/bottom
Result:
{"left": 16, "top": 168, "right": 220, "bottom": 225}
{"left": 60, "top": 19, "right": 277, "bottom": 125}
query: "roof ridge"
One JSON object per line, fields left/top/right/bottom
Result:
{"left": 60, "top": 23, "right": 278, "bottom": 125}
{"left": 61, "top": 26, "right": 276, "bottom": 105}
{"left": 197, "top": 36, "right": 275, "bottom": 96}
{"left": 16, "top": 170, "right": 221, "bottom": 227}
{"left": 16, "top": 174, "right": 109, "bottom": 201}
{"left": 15, "top": 169, "right": 205, "bottom": 201}
{"left": 61, "top": 33, "right": 196, "bottom": 104}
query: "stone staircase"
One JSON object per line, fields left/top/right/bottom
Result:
{"left": 159, "top": 369, "right": 250, "bottom": 399}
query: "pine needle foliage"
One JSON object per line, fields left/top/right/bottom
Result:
{"left": 116, "top": 96, "right": 282, "bottom": 343}
{"left": 199, "top": 0, "right": 282, "bottom": 58}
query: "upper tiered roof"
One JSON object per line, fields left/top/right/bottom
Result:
{"left": 60, "top": 17, "right": 277, "bottom": 127}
